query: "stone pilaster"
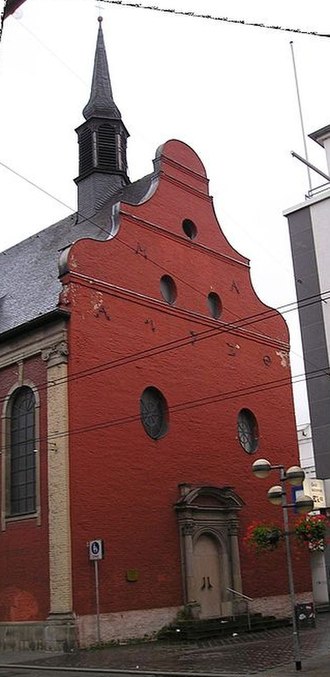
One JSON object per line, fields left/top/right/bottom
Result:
{"left": 42, "top": 340, "right": 73, "bottom": 617}
{"left": 228, "top": 521, "right": 242, "bottom": 594}
{"left": 182, "top": 522, "right": 195, "bottom": 603}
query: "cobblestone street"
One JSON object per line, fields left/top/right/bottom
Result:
{"left": 2, "top": 612, "right": 328, "bottom": 676}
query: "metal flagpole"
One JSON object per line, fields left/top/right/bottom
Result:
{"left": 290, "top": 41, "right": 312, "bottom": 193}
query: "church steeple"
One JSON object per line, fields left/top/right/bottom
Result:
{"left": 75, "top": 17, "right": 129, "bottom": 219}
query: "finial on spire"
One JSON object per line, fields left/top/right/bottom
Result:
{"left": 82, "top": 16, "right": 121, "bottom": 121}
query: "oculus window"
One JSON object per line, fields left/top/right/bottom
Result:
{"left": 182, "top": 219, "right": 197, "bottom": 240}
{"left": 140, "top": 387, "right": 168, "bottom": 440}
{"left": 160, "top": 275, "right": 177, "bottom": 305}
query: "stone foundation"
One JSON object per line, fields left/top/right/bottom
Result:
{"left": 0, "top": 595, "right": 314, "bottom": 651}
{"left": 77, "top": 606, "right": 180, "bottom": 647}
{"left": 250, "top": 591, "right": 313, "bottom": 618}
{"left": 0, "top": 616, "right": 77, "bottom": 652}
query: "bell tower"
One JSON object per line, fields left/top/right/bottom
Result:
{"left": 75, "top": 17, "right": 129, "bottom": 219}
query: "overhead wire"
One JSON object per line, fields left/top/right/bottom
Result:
{"left": 0, "top": 154, "right": 320, "bottom": 347}
{"left": 1, "top": 6, "right": 328, "bottom": 431}
{"left": 0, "top": 289, "right": 328, "bottom": 414}
{"left": 1, "top": 158, "right": 330, "bottom": 409}
{"left": 98, "top": 0, "right": 330, "bottom": 39}
{"left": 0, "top": 157, "right": 290, "bottom": 347}
{"left": 0, "top": 9, "right": 325, "bottom": 310}
{"left": 1, "top": 9, "right": 324, "bottom": 313}
{"left": 1, "top": 365, "right": 327, "bottom": 453}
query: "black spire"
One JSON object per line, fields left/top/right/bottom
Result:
{"left": 75, "top": 17, "right": 129, "bottom": 219}
{"left": 83, "top": 17, "right": 121, "bottom": 121}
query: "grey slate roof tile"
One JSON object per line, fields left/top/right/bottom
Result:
{"left": 0, "top": 173, "right": 155, "bottom": 337}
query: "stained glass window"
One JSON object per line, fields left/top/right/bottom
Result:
{"left": 237, "top": 408, "right": 259, "bottom": 453}
{"left": 9, "top": 387, "right": 36, "bottom": 516}
{"left": 140, "top": 387, "right": 168, "bottom": 440}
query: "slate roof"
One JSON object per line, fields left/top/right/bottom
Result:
{"left": 0, "top": 17, "right": 157, "bottom": 340}
{"left": 0, "top": 173, "right": 155, "bottom": 338}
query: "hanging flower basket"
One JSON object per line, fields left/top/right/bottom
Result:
{"left": 244, "top": 521, "right": 283, "bottom": 552}
{"left": 294, "top": 515, "right": 328, "bottom": 552}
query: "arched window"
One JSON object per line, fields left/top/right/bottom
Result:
{"left": 237, "top": 408, "right": 259, "bottom": 454}
{"left": 9, "top": 387, "right": 36, "bottom": 516}
{"left": 207, "top": 292, "right": 222, "bottom": 319}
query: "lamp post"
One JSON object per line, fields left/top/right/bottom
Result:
{"left": 252, "top": 459, "right": 314, "bottom": 672}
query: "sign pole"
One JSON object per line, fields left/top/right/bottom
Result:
{"left": 94, "top": 559, "right": 101, "bottom": 644}
{"left": 88, "top": 539, "right": 104, "bottom": 644}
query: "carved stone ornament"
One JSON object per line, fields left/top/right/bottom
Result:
{"left": 42, "top": 341, "right": 69, "bottom": 366}
{"left": 228, "top": 520, "right": 239, "bottom": 537}
{"left": 182, "top": 522, "right": 195, "bottom": 537}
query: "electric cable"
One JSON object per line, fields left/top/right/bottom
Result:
{"left": 0, "top": 156, "right": 320, "bottom": 347}
{"left": 0, "top": 288, "right": 328, "bottom": 412}
{"left": 1, "top": 159, "right": 330, "bottom": 419}
{"left": 1, "top": 364, "right": 326, "bottom": 452}
{"left": 98, "top": 1, "right": 330, "bottom": 39}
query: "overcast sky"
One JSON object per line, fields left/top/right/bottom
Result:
{"left": 1, "top": 0, "right": 330, "bottom": 426}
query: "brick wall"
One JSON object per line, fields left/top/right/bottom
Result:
{"left": 62, "top": 140, "right": 311, "bottom": 617}
{"left": 0, "top": 355, "right": 50, "bottom": 621}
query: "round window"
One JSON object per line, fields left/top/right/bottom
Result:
{"left": 207, "top": 292, "right": 222, "bottom": 319}
{"left": 160, "top": 275, "right": 177, "bottom": 305}
{"left": 237, "top": 409, "right": 259, "bottom": 453}
{"left": 182, "top": 219, "right": 197, "bottom": 240}
{"left": 140, "top": 387, "right": 168, "bottom": 440}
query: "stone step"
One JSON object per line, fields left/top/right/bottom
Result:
{"left": 316, "top": 603, "right": 330, "bottom": 613}
{"left": 158, "top": 613, "right": 291, "bottom": 642}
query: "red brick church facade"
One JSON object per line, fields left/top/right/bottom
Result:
{"left": 0, "top": 18, "right": 311, "bottom": 649}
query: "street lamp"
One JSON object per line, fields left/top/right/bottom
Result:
{"left": 252, "top": 458, "right": 314, "bottom": 672}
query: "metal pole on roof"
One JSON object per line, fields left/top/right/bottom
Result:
{"left": 290, "top": 41, "right": 312, "bottom": 192}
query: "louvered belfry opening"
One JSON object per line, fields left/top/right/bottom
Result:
{"left": 97, "top": 123, "right": 116, "bottom": 171}
{"left": 77, "top": 120, "right": 128, "bottom": 179}
{"left": 79, "top": 128, "right": 93, "bottom": 176}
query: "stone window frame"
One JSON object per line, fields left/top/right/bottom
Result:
{"left": 1, "top": 380, "right": 41, "bottom": 530}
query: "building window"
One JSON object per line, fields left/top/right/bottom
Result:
{"left": 8, "top": 387, "right": 36, "bottom": 517}
{"left": 237, "top": 408, "right": 259, "bottom": 453}
{"left": 140, "top": 387, "right": 168, "bottom": 439}
{"left": 207, "top": 292, "right": 222, "bottom": 319}
{"left": 160, "top": 275, "right": 177, "bottom": 305}
{"left": 182, "top": 219, "right": 197, "bottom": 240}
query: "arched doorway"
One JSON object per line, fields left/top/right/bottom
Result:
{"left": 176, "top": 485, "right": 244, "bottom": 619}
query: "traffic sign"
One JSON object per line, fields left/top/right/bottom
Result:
{"left": 89, "top": 539, "right": 104, "bottom": 560}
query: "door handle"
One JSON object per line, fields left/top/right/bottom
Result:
{"left": 207, "top": 576, "right": 213, "bottom": 589}
{"left": 201, "top": 576, "right": 206, "bottom": 589}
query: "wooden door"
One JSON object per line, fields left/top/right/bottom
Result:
{"left": 193, "top": 533, "right": 222, "bottom": 618}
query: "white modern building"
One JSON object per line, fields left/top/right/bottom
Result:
{"left": 285, "top": 127, "right": 330, "bottom": 604}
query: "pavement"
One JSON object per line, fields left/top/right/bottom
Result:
{"left": 1, "top": 613, "right": 330, "bottom": 675}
